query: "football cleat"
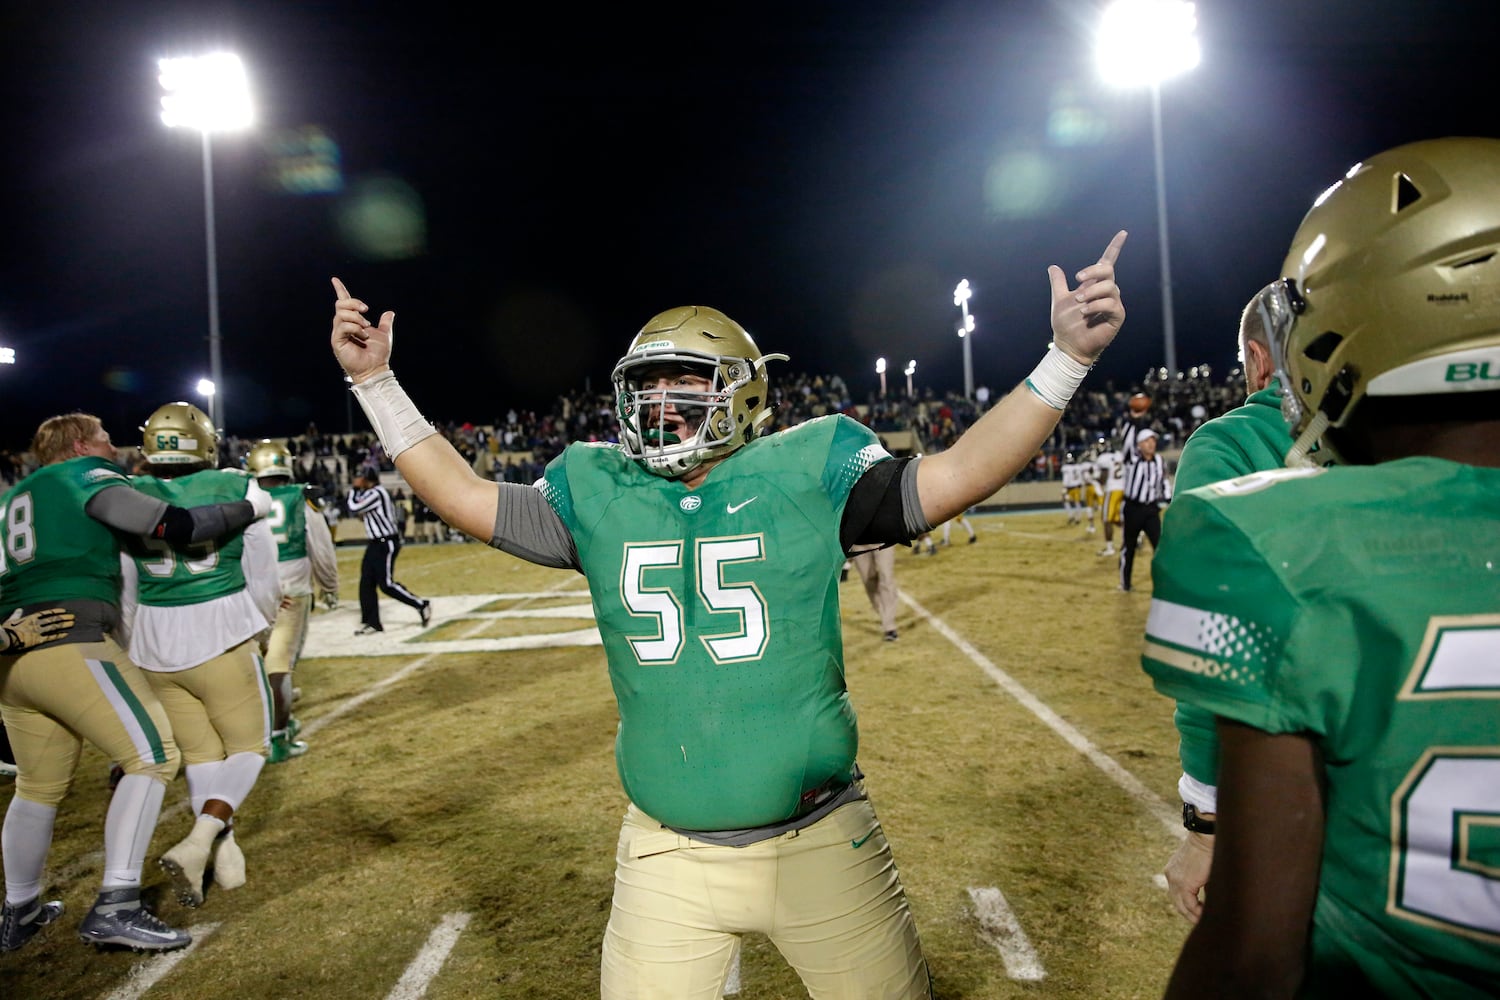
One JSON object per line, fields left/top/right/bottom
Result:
{"left": 268, "top": 732, "right": 309, "bottom": 764}
{"left": 78, "top": 890, "right": 190, "bottom": 952}
{"left": 883, "top": 630, "right": 899, "bottom": 642}
{"left": 419, "top": 600, "right": 433, "bottom": 627}
{"left": 1, "top": 896, "right": 64, "bottom": 953}
{"left": 211, "top": 830, "right": 246, "bottom": 891}
{"left": 159, "top": 836, "right": 212, "bottom": 908}
{"left": 353, "top": 624, "right": 382, "bottom": 636}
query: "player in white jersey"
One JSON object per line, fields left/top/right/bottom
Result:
{"left": 1093, "top": 442, "right": 1125, "bottom": 556}
{"left": 1060, "top": 453, "right": 1085, "bottom": 524}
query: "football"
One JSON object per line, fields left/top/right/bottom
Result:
{"left": 1128, "top": 392, "right": 1152, "bottom": 416}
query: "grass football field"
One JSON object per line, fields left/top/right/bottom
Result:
{"left": 1, "top": 510, "right": 1192, "bottom": 999}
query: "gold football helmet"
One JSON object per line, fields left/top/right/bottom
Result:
{"left": 612, "top": 306, "right": 788, "bottom": 477}
{"left": 1259, "top": 136, "right": 1500, "bottom": 464}
{"left": 246, "top": 438, "right": 294, "bottom": 479}
{"left": 140, "top": 402, "right": 218, "bottom": 467}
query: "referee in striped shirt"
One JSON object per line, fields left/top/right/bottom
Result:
{"left": 1118, "top": 428, "right": 1172, "bottom": 592}
{"left": 348, "top": 467, "right": 431, "bottom": 634}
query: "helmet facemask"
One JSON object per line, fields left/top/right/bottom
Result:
{"left": 615, "top": 350, "right": 774, "bottom": 477}
{"left": 611, "top": 306, "right": 787, "bottom": 478}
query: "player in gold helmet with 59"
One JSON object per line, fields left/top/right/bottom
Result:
{"left": 1147, "top": 137, "right": 1500, "bottom": 997}
{"left": 331, "top": 227, "right": 1127, "bottom": 998}
{"left": 119, "top": 402, "right": 282, "bottom": 912}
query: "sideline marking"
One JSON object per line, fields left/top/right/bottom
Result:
{"left": 304, "top": 592, "right": 600, "bottom": 659}
{"left": 966, "top": 887, "right": 1045, "bottom": 981}
{"left": 386, "top": 911, "right": 473, "bottom": 1000}
{"left": 901, "top": 593, "right": 1182, "bottom": 839}
{"left": 100, "top": 922, "right": 222, "bottom": 1000}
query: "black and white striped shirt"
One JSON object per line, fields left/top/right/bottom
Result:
{"left": 347, "top": 484, "right": 401, "bottom": 540}
{"left": 1123, "top": 455, "right": 1172, "bottom": 505}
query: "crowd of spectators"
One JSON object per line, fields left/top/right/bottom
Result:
{"left": 0, "top": 365, "right": 1247, "bottom": 495}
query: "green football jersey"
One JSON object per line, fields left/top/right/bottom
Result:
{"left": 1164, "top": 380, "right": 1293, "bottom": 789}
{"left": 265, "top": 483, "right": 309, "bottom": 562}
{"left": 125, "top": 470, "right": 251, "bottom": 607}
{"left": 540, "top": 414, "right": 892, "bottom": 831}
{"left": 1143, "top": 458, "right": 1500, "bottom": 996}
{"left": 0, "top": 456, "right": 130, "bottom": 615}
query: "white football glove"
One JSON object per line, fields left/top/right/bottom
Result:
{"left": 1, "top": 607, "right": 76, "bottom": 653}
{"left": 245, "top": 479, "right": 274, "bottom": 520}
{"left": 320, "top": 592, "right": 339, "bottom": 611}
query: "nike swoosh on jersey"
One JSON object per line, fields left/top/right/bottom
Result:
{"left": 851, "top": 829, "right": 876, "bottom": 849}
{"left": 726, "top": 497, "right": 759, "bottom": 514}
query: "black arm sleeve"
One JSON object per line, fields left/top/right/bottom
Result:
{"left": 156, "top": 501, "right": 258, "bottom": 545}
{"left": 839, "top": 457, "right": 932, "bottom": 552}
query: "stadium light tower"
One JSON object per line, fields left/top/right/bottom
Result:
{"left": 904, "top": 359, "right": 916, "bottom": 399}
{"left": 1096, "top": 0, "right": 1200, "bottom": 376}
{"left": 875, "top": 357, "right": 887, "bottom": 397}
{"left": 159, "top": 52, "right": 253, "bottom": 435}
{"left": 953, "top": 278, "right": 975, "bottom": 400}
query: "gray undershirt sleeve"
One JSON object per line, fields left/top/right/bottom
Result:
{"left": 85, "top": 484, "right": 170, "bottom": 535}
{"left": 902, "top": 456, "right": 934, "bottom": 536}
{"left": 85, "top": 484, "right": 256, "bottom": 542}
{"left": 489, "top": 482, "right": 580, "bottom": 571}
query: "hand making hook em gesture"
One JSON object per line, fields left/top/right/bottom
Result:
{"left": 330, "top": 277, "right": 395, "bottom": 384}
{"left": 1049, "top": 230, "right": 1128, "bottom": 366}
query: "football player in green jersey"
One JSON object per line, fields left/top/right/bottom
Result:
{"left": 1155, "top": 285, "right": 1294, "bottom": 922}
{"left": 1145, "top": 137, "right": 1500, "bottom": 997}
{"left": 1, "top": 411, "right": 272, "bottom": 953}
{"left": 330, "top": 229, "right": 1127, "bottom": 999}
{"left": 246, "top": 438, "right": 340, "bottom": 762}
{"left": 121, "top": 402, "right": 282, "bottom": 911}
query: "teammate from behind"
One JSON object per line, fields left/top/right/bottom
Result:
{"left": 246, "top": 439, "right": 339, "bottom": 762}
{"left": 1, "top": 412, "right": 271, "bottom": 953}
{"left": 329, "top": 229, "right": 1127, "bottom": 998}
{"left": 120, "top": 403, "right": 281, "bottom": 909}
{"left": 1145, "top": 137, "right": 1500, "bottom": 996}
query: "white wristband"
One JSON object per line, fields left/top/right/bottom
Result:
{"left": 1024, "top": 343, "right": 1091, "bottom": 410}
{"left": 1177, "top": 774, "right": 1218, "bottom": 815}
{"left": 349, "top": 370, "right": 438, "bottom": 460}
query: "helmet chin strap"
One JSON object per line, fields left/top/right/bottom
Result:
{"left": 1285, "top": 411, "right": 1330, "bottom": 468}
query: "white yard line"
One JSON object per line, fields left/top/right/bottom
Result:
{"left": 966, "top": 887, "right": 1045, "bottom": 981}
{"left": 901, "top": 593, "right": 1182, "bottom": 839}
{"left": 99, "top": 922, "right": 222, "bottom": 1000}
{"left": 385, "top": 912, "right": 473, "bottom": 1000}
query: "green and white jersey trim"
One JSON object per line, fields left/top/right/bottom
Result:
{"left": 1143, "top": 598, "right": 1283, "bottom": 690}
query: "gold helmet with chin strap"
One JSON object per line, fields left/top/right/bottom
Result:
{"left": 1259, "top": 136, "right": 1500, "bottom": 465}
{"left": 140, "top": 402, "right": 218, "bottom": 467}
{"left": 246, "top": 438, "right": 294, "bottom": 479}
{"left": 612, "top": 305, "right": 788, "bottom": 477}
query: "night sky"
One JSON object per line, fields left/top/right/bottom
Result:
{"left": 0, "top": 0, "right": 1493, "bottom": 449}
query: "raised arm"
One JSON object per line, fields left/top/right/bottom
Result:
{"left": 330, "top": 278, "right": 499, "bottom": 540}
{"left": 917, "top": 231, "right": 1127, "bottom": 525}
